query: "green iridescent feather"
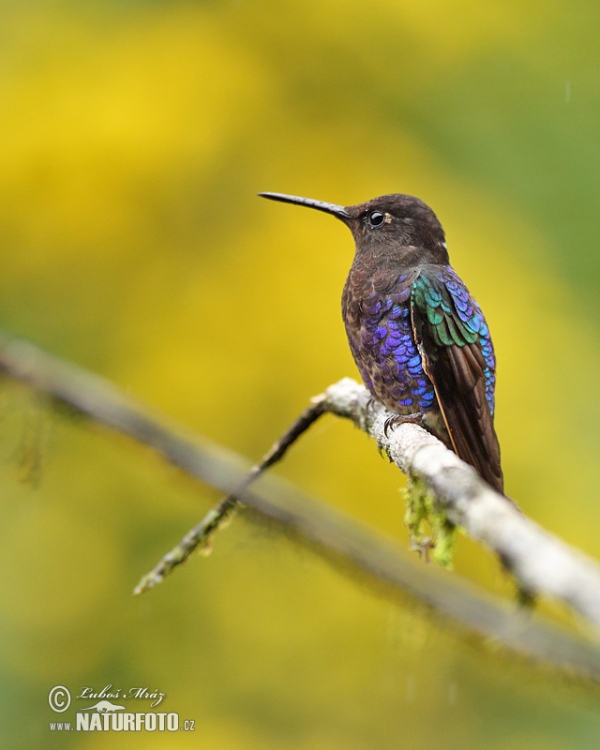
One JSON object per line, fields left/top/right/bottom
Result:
{"left": 411, "top": 274, "right": 478, "bottom": 351}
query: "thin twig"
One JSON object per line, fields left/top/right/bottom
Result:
{"left": 133, "top": 396, "right": 327, "bottom": 593}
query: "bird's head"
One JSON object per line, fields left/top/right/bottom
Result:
{"left": 259, "top": 192, "right": 449, "bottom": 267}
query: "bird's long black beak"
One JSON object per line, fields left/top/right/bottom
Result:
{"left": 258, "top": 192, "right": 349, "bottom": 222}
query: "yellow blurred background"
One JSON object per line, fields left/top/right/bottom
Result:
{"left": 0, "top": 0, "right": 599, "bottom": 747}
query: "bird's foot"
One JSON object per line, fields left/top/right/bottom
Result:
{"left": 365, "top": 397, "right": 378, "bottom": 416}
{"left": 383, "top": 412, "right": 425, "bottom": 438}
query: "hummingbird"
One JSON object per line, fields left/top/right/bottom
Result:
{"left": 259, "top": 192, "right": 504, "bottom": 494}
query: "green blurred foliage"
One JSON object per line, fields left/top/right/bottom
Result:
{"left": 0, "top": 0, "right": 599, "bottom": 747}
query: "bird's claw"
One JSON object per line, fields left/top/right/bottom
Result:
{"left": 383, "top": 413, "right": 425, "bottom": 438}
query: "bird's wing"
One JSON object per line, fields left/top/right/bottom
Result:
{"left": 410, "top": 268, "right": 504, "bottom": 494}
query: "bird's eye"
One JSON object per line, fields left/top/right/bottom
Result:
{"left": 367, "top": 210, "right": 385, "bottom": 228}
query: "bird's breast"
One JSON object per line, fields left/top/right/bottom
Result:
{"left": 342, "top": 267, "right": 437, "bottom": 416}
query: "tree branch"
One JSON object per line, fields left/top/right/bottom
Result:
{"left": 325, "top": 378, "right": 600, "bottom": 629}
{"left": 1, "top": 332, "right": 600, "bottom": 681}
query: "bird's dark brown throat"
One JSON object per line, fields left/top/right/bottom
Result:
{"left": 259, "top": 191, "right": 504, "bottom": 495}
